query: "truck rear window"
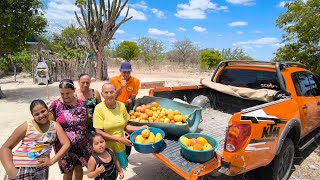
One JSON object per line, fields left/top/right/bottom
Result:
{"left": 216, "top": 69, "right": 281, "bottom": 90}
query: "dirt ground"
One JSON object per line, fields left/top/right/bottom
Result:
{"left": 0, "top": 66, "right": 319, "bottom": 180}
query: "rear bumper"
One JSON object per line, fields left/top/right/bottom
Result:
{"left": 153, "top": 153, "right": 221, "bottom": 180}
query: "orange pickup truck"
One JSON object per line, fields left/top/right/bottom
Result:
{"left": 149, "top": 60, "right": 320, "bottom": 180}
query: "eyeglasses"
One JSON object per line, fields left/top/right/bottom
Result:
{"left": 122, "top": 71, "right": 131, "bottom": 74}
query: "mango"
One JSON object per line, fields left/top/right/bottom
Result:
{"left": 187, "top": 146, "right": 194, "bottom": 150}
{"left": 135, "top": 135, "right": 145, "bottom": 144}
{"left": 155, "top": 133, "right": 162, "bottom": 142}
{"left": 148, "top": 132, "right": 155, "bottom": 143}
{"left": 203, "top": 143, "right": 213, "bottom": 150}
{"left": 180, "top": 136, "right": 191, "bottom": 147}
{"left": 141, "top": 129, "right": 150, "bottom": 138}
{"left": 196, "top": 137, "right": 208, "bottom": 145}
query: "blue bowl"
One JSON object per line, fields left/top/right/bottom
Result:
{"left": 178, "top": 133, "right": 218, "bottom": 163}
{"left": 130, "top": 127, "right": 165, "bottom": 154}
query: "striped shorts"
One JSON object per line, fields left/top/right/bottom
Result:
{"left": 3, "top": 166, "right": 48, "bottom": 180}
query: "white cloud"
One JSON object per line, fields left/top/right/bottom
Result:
{"left": 148, "top": 28, "right": 175, "bottom": 36}
{"left": 177, "top": 27, "right": 186, "bottom": 32}
{"left": 175, "top": 0, "right": 228, "bottom": 19}
{"left": 151, "top": 8, "right": 166, "bottom": 18}
{"left": 272, "top": 43, "right": 285, "bottom": 48}
{"left": 116, "top": 29, "right": 125, "bottom": 34}
{"left": 278, "top": 1, "right": 294, "bottom": 8}
{"left": 129, "top": 1, "right": 148, "bottom": 10}
{"left": 44, "top": 0, "right": 80, "bottom": 32}
{"left": 228, "top": 21, "right": 248, "bottom": 27}
{"left": 226, "top": 0, "right": 256, "bottom": 6}
{"left": 170, "top": 38, "right": 178, "bottom": 43}
{"left": 193, "top": 26, "right": 207, "bottom": 33}
{"left": 253, "top": 30, "right": 262, "bottom": 34}
{"left": 236, "top": 31, "right": 243, "bottom": 35}
{"left": 233, "top": 37, "right": 279, "bottom": 47}
{"left": 124, "top": 8, "right": 147, "bottom": 20}
{"left": 218, "top": 34, "right": 223, "bottom": 37}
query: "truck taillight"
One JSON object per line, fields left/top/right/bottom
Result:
{"left": 224, "top": 124, "right": 251, "bottom": 152}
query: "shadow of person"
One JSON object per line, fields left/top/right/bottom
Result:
{"left": 127, "top": 152, "right": 184, "bottom": 180}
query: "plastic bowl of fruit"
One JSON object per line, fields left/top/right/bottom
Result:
{"left": 130, "top": 127, "right": 165, "bottom": 154}
{"left": 178, "top": 133, "right": 218, "bottom": 163}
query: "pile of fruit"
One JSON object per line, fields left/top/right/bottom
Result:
{"left": 180, "top": 136, "right": 213, "bottom": 151}
{"left": 134, "top": 129, "right": 163, "bottom": 144}
{"left": 129, "top": 101, "right": 188, "bottom": 125}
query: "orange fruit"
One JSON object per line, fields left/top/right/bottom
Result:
{"left": 147, "top": 111, "right": 153, "bottom": 117}
{"left": 167, "top": 113, "right": 174, "bottom": 120}
{"left": 141, "top": 114, "right": 149, "bottom": 120}
{"left": 130, "top": 115, "right": 136, "bottom": 119}
{"left": 174, "top": 110, "right": 181, "bottom": 115}
{"left": 151, "top": 102, "right": 159, "bottom": 108}
{"left": 141, "top": 129, "right": 150, "bottom": 138}
{"left": 135, "top": 106, "right": 142, "bottom": 112}
{"left": 173, "top": 115, "right": 183, "bottom": 122}
{"left": 134, "top": 112, "right": 141, "bottom": 117}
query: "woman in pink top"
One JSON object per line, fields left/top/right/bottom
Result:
{"left": 0, "top": 99, "right": 70, "bottom": 180}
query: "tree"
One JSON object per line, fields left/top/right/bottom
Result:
{"left": 115, "top": 41, "right": 140, "bottom": 61}
{"left": 75, "top": 0, "right": 132, "bottom": 80}
{"left": 274, "top": 0, "right": 320, "bottom": 74}
{"left": 52, "top": 25, "right": 88, "bottom": 60}
{"left": 199, "top": 49, "right": 223, "bottom": 69}
{"left": 221, "top": 48, "right": 253, "bottom": 60}
{"left": 137, "top": 37, "right": 164, "bottom": 62}
{"left": 0, "top": 50, "right": 32, "bottom": 81}
{"left": 167, "top": 39, "right": 198, "bottom": 64}
{"left": 0, "top": 0, "right": 47, "bottom": 56}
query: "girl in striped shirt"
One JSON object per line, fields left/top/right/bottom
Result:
{"left": 0, "top": 99, "right": 70, "bottom": 180}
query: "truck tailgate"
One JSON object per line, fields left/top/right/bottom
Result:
{"left": 153, "top": 109, "right": 231, "bottom": 179}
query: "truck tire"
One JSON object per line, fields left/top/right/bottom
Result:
{"left": 191, "top": 95, "right": 210, "bottom": 108}
{"left": 256, "top": 138, "right": 294, "bottom": 180}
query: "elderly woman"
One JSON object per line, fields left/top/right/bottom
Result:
{"left": 76, "top": 73, "right": 101, "bottom": 133}
{"left": 49, "top": 79, "right": 91, "bottom": 180}
{"left": 93, "top": 82, "right": 147, "bottom": 170}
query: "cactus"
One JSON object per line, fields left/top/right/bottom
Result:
{"left": 75, "top": 0, "right": 132, "bottom": 80}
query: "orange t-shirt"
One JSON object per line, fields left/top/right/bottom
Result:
{"left": 109, "top": 75, "right": 140, "bottom": 102}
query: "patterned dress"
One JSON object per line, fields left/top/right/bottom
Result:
{"left": 84, "top": 89, "right": 98, "bottom": 133}
{"left": 49, "top": 99, "right": 91, "bottom": 174}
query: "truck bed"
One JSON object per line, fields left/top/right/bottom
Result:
{"left": 157, "top": 108, "right": 232, "bottom": 175}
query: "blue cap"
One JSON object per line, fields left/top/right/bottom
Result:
{"left": 120, "top": 61, "right": 132, "bottom": 72}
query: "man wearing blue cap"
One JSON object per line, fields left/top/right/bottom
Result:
{"left": 110, "top": 61, "right": 140, "bottom": 158}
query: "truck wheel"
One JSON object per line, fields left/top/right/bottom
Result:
{"left": 191, "top": 95, "right": 210, "bottom": 108}
{"left": 256, "top": 138, "right": 294, "bottom": 180}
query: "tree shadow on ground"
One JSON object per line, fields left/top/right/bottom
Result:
{"left": 0, "top": 84, "right": 60, "bottom": 104}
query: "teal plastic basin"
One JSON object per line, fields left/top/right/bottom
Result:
{"left": 130, "top": 127, "right": 165, "bottom": 154}
{"left": 178, "top": 133, "right": 218, "bottom": 163}
{"left": 129, "top": 96, "right": 202, "bottom": 136}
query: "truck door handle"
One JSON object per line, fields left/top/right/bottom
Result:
{"left": 302, "top": 105, "right": 308, "bottom": 109}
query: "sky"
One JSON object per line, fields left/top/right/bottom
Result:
{"left": 43, "top": 0, "right": 295, "bottom": 61}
